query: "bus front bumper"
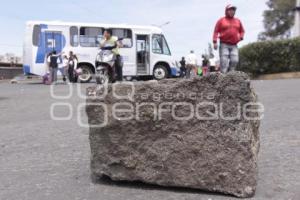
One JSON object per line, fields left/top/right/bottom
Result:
{"left": 171, "top": 67, "right": 180, "bottom": 77}
{"left": 23, "top": 65, "right": 31, "bottom": 75}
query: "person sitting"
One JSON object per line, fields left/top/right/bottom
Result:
{"left": 100, "top": 29, "right": 123, "bottom": 82}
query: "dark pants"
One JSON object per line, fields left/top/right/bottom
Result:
{"left": 68, "top": 66, "right": 76, "bottom": 83}
{"left": 107, "top": 65, "right": 115, "bottom": 83}
{"left": 180, "top": 66, "right": 186, "bottom": 78}
{"left": 210, "top": 66, "right": 217, "bottom": 72}
{"left": 115, "top": 55, "right": 123, "bottom": 81}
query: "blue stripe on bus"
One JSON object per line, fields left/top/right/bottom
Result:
{"left": 35, "top": 24, "right": 48, "bottom": 63}
{"left": 23, "top": 65, "right": 30, "bottom": 75}
{"left": 35, "top": 24, "right": 66, "bottom": 64}
{"left": 171, "top": 67, "right": 178, "bottom": 76}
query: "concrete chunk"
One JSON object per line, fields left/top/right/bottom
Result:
{"left": 86, "top": 72, "right": 261, "bottom": 198}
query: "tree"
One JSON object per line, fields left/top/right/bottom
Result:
{"left": 259, "top": 0, "right": 296, "bottom": 40}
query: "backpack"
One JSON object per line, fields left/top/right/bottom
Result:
{"left": 197, "top": 67, "right": 203, "bottom": 76}
{"left": 43, "top": 73, "right": 51, "bottom": 85}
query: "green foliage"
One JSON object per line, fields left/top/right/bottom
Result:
{"left": 259, "top": 0, "right": 296, "bottom": 40}
{"left": 238, "top": 37, "right": 300, "bottom": 76}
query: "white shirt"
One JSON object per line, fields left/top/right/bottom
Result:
{"left": 186, "top": 53, "right": 198, "bottom": 65}
{"left": 209, "top": 57, "right": 217, "bottom": 67}
{"left": 69, "top": 60, "right": 74, "bottom": 66}
{"left": 62, "top": 58, "right": 69, "bottom": 67}
{"left": 74, "top": 59, "right": 78, "bottom": 69}
{"left": 68, "top": 58, "right": 78, "bottom": 69}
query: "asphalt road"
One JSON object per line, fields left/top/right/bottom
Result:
{"left": 0, "top": 79, "right": 299, "bottom": 200}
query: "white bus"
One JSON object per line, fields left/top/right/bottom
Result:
{"left": 23, "top": 21, "right": 180, "bottom": 82}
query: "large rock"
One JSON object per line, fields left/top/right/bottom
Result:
{"left": 86, "top": 72, "right": 261, "bottom": 198}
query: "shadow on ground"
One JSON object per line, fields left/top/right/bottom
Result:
{"left": 92, "top": 175, "right": 238, "bottom": 199}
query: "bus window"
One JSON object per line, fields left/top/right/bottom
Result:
{"left": 70, "top": 26, "right": 79, "bottom": 47}
{"left": 111, "top": 29, "right": 133, "bottom": 48}
{"left": 32, "top": 25, "right": 41, "bottom": 46}
{"left": 152, "top": 34, "right": 171, "bottom": 55}
{"left": 79, "top": 27, "right": 103, "bottom": 47}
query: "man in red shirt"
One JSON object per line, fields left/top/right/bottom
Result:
{"left": 213, "top": 5, "right": 245, "bottom": 73}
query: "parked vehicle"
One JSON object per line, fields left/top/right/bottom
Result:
{"left": 23, "top": 21, "right": 180, "bottom": 82}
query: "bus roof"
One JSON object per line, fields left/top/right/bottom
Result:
{"left": 26, "top": 21, "right": 163, "bottom": 34}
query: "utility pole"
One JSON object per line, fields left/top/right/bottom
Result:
{"left": 151, "top": 21, "right": 171, "bottom": 28}
{"left": 293, "top": 0, "right": 300, "bottom": 37}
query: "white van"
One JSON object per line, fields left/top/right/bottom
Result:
{"left": 23, "top": 21, "right": 180, "bottom": 82}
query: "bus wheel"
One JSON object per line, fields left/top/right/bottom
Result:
{"left": 153, "top": 65, "right": 169, "bottom": 80}
{"left": 78, "top": 65, "right": 93, "bottom": 83}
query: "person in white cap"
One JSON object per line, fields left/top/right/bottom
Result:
{"left": 186, "top": 50, "right": 198, "bottom": 78}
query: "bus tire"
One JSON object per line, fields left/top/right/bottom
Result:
{"left": 78, "top": 65, "right": 93, "bottom": 83}
{"left": 153, "top": 65, "right": 169, "bottom": 80}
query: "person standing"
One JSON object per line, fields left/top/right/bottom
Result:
{"left": 68, "top": 51, "right": 77, "bottom": 83}
{"left": 186, "top": 50, "right": 198, "bottom": 79}
{"left": 179, "top": 57, "right": 186, "bottom": 78}
{"left": 213, "top": 4, "right": 245, "bottom": 73}
{"left": 209, "top": 55, "right": 218, "bottom": 72}
{"left": 58, "top": 55, "right": 68, "bottom": 83}
{"left": 47, "top": 51, "right": 62, "bottom": 84}
{"left": 201, "top": 55, "right": 210, "bottom": 76}
{"left": 73, "top": 53, "right": 79, "bottom": 83}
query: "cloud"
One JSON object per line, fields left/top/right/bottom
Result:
{"left": 0, "top": 0, "right": 267, "bottom": 59}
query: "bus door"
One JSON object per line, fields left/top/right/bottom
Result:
{"left": 45, "top": 31, "right": 64, "bottom": 56}
{"left": 136, "top": 35, "right": 150, "bottom": 75}
{"left": 36, "top": 31, "right": 65, "bottom": 64}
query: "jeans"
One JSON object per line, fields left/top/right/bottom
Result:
{"left": 186, "top": 64, "right": 196, "bottom": 79}
{"left": 58, "top": 67, "right": 67, "bottom": 82}
{"left": 180, "top": 66, "right": 186, "bottom": 78}
{"left": 49, "top": 67, "right": 58, "bottom": 83}
{"left": 219, "top": 43, "right": 239, "bottom": 73}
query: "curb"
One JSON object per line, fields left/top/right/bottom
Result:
{"left": 255, "top": 72, "right": 300, "bottom": 80}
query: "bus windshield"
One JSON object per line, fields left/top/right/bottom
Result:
{"left": 152, "top": 34, "right": 171, "bottom": 55}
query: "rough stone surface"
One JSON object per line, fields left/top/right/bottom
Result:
{"left": 86, "top": 72, "right": 261, "bottom": 198}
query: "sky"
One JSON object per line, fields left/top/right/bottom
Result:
{"left": 0, "top": 0, "right": 268, "bottom": 59}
